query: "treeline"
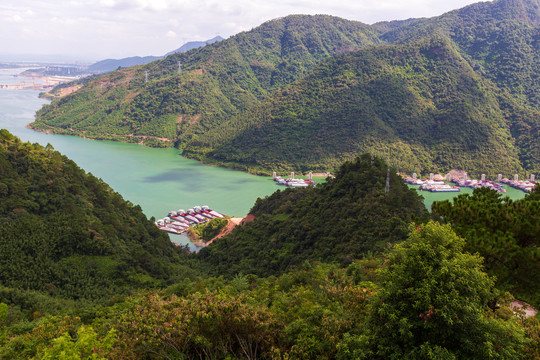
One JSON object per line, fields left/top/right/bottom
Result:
{"left": 1, "top": 222, "right": 537, "bottom": 359}
{"left": 0, "top": 130, "right": 195, "bottom": 314}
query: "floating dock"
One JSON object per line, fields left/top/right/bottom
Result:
{"left": 403, "top": 172, "right": 537, "bottom": 193}
{"left": 155, "top": 205, "right": 225, "bottom": 234}
{"left": 273, "top": 172, "right": 316, "bottom": 187}
{"left": 500, "top": 176, "right": 537, "bottom": 193}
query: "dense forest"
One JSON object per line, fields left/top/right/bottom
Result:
{"left": 196, "top": 154, "right": 429, "bottom": 277}
{"left": 0, "top": 130, "right": 194, "bottom": 315}
{"left": 30, "top": 0, "right": 539, "bottom": 175}
{"left": 186, "top": 36, "right": 533, "bottom": 176}
{"left": 432, "top": 187, "right": 540, "bottom": 306}
{"left": 0, "top": 131, "right": 538, "bottom": 358}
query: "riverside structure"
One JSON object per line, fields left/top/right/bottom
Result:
{"left": 404, "top": 172, "right": 537, "bottom": 193}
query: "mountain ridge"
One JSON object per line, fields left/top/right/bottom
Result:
{"left": 87, "top": 36, "right": 224, "bottom": 73}
{"left": 184, "top": 35, "right": 536, "bottom": 175}
{"left": 31, "top": 0, "right": 539, "bottom": 175}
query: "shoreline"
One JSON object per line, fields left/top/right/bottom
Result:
{"left": 27, "top": 123, "right": 332, "bottom": 177}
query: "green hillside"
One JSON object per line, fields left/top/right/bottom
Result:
{"left": 196, "top": 154, "right": 429, "bottom": 277}
{"left": 30, "top": 0, "right": 539, "bottom": 175}
{"left": 0, "top": 141, "right": 537, "bottom": 358}
{"left": 31, "top": 15, "right": 381, "bottom": 147}
{"left": 187, "top": 36, "right": 537, "bottom": 175}
{"left": 375, "top": 0, "right": 540, "bottom": 109}
{"left": 0, "top": 130, "right": 193, "bottom": 313}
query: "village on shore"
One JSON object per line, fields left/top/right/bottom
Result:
{"left": 402, "top": 170, "right": 537, "bottom": 193}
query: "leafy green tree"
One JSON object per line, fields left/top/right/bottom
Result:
{"left": 36, "top": 326, "right": 116, "bottom": 360}
{"left": 432, "top": 187, "right": 540, "bottom": 306}
{"left": 0, "top": 302, "right": 7, "bottom": 345}
{"left": 364, "top": 221, "right": 525, "bottom": 359}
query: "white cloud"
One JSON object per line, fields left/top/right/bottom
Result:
{"left": 8, "top": 14, "right": 23, "bottom": 22}
{"left": 0, "top": 0, "right": 489, "bottom": 61}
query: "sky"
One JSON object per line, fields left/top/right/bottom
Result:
{"left": 1, "top": 0, "right": 488, "bottom": 63}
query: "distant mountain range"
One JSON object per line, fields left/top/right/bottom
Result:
{"left": 31, "top": 0, "right": 539, "bottom": 176}
{"left": 87, "top": 36, "right": 224, "bottom": 73}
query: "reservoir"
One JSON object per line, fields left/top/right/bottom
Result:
{"left": 0, "top": 68, "right": 278, "bottom": 250}
{"left": 0, "top": 68, "right": 528, "bottom": 248}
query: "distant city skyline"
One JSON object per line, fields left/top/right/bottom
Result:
{"left": 1, "top": 0, "right": 489, "bottom": 63}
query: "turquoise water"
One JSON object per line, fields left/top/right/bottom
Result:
{"left": 0, "top": 68, "right": 528, "bottom": 248}
{"left": 408, "top": 184, "right": 527, "bottom": 211}
{"left": 0, "top": 69, "right": 279, "bottom": 250}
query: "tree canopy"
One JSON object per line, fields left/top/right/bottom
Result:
{"left": 364, "top": 221, "right": 526, "bottom": 359}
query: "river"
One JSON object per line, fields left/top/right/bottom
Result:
{"left": 0, "top": 68, "right": 528, "bottom": 249}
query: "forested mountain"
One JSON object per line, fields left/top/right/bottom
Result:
{"left": 196, "top": 154, "right": 429, "bottom": 277}
{"left": 0, "top": 138, "right": 537, "bottom": 357}
{"left": 32, "top": 15, "right": 380, "bottom": 147}
{"left": 0, "top": 130, "right": 193, "bottom": 313}
{"left": 186, "top": 36, "right": 535, "bottom": 175}
{"left": 31, "top": 0, "right": 539, "bottom": 174}
{"left": 375, "top": 0, "right": 540, "bottom": 109}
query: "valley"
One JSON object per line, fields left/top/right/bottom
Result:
{"left": 0, "top": 0, "right": 538, "bottom": 358}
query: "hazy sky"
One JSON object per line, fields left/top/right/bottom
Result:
{"left": 1, "top": 0, "right": 488, "bottom": 62}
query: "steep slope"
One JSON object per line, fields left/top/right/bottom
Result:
{"left": 375, "top": 0, "right": 540, "bottom": 109}
{"left": 196, "top": 154, "right": 429, "bottom": 277}
{"left": 29, "top": 0, "right": 539, "bottom": 175}
{"left": 31, "top": 15, "right": 381, "bottom": 147}
{"left": 0, "top": 130, "right": 192, "bottom": 310}
{"left": 186, "top": 36, "right": 536, "bottom": 175}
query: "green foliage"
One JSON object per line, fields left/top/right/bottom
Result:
{"left": 36, "top": 326, "right": 116, "bottom": 360}
{"left": 112, "top": 291, "right": 279, "bottom": 359}
{"left": 196, "top": 154, "right": 429, "bottom": 277}
{"left": 432, "top": 187, "right": 540, "bottom": 306}
{"left": 191, "top": 217, "right": 229, "bottom": 241}
{"left": 0, "top": 131, "right": 194, "bottom": 311}
{"left": 364, "top": 221, "right": 526, "bottom": 359}
{"left": 0, "top": 302, "right": 7, "bottom": 345}
{"left": 105, "top": 262, "right": 375, "bottom": 360}
{"left": 0, "top": 242, "right": 534, "bottom": 359}
{"left": 190, "top": 35, "right": 534, "bottom": 175}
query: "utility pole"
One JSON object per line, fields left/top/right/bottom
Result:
{"left": 385, "top": 166, "right": 390, "bottom": 193}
